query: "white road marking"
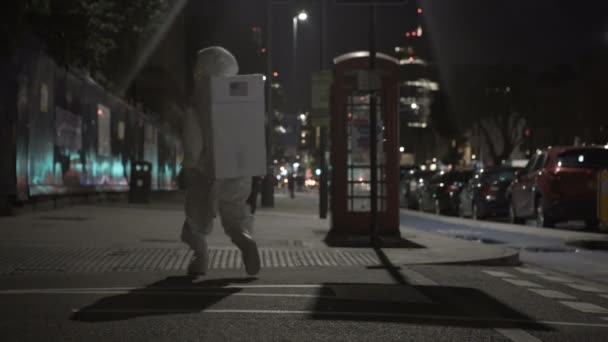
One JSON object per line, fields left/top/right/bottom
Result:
{"left": 494, "top": 328, "right": 543, "bottom": 342}
{"left": 527, "top": 289, "right": 575, "bottom": 300}
{"left": 408, "top": 269, "right": 540, "bottom": 342}
{"left": 482, "top": 270, "right": 516, "bottom": 278}
{"left": 602, "top": 317, "right": 608, "bottom": 321}
{"left": 400, "top": 268, "right": 439, "bottom": 286}
{"left": 0, "top": 285, "right": 326, "bottom": 294}
{"left": 560, "top": 301, "right": 608, "bottom": 314}
{"left": 565, "top": 284, "right": 606, "bottom": 293}
{"left": 0, "top": 284, "right": 434, "bottom": 304}
{"left": 0, "top": 288, "right": 429, "bottom": 303}
{"left": 503, "top": 279, "right": 544, "bottom": 288}
{"left": 69, "top": 308, "right": 608, "bottom": 328}
{"left": 515, "top": 267, "right": 545, "bottom": 276}
{"left": 538, "top": 275, "right": 574, "bottom": 284}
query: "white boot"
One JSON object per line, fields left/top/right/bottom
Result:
{"left": 187, "top": 254, "right": 208, "bottom": 276}
{"left": 181, "top": 224, "right": 209, "bottom": 276}
{"left": 232, "top": 234, "right": 260, "bottom": 276}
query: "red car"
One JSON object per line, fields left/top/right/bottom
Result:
{"left": 509, "top": 146, "right": 608, "bottom": 230}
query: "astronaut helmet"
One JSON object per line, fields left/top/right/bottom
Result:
{"left": 194, "top": 46, "right": 239, "bottom": 81}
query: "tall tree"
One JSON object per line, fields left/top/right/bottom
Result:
{"left": 1, "top": 0, "right": 166, "bottom": 87}
{"left": 451, "top": 65, "right": 533, "bottom": 165}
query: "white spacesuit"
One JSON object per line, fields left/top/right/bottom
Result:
{"left": 180, "top": 46, "right": 260, "bottom": 276}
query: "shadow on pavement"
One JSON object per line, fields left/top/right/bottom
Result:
{"left": 311, "top": 283, "right": 552, "bottom": 330}
{"left": 71, "top": 276, "right": 255, "bottom": 322}
{"left": 371, "top": 247, "right": 408, "bottom": 283}
{"left": 324, "top": 234, "right": 425, "bottom": 249}
{"left": 310, "top": 247, "right": 551, "bottom": 331}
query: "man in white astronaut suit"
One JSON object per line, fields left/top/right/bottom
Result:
{"left": 180, "top": 46, "right": 261, "bottom": 277}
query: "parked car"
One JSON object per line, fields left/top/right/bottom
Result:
{"left": 400, "top": 169, "right": 436, "bottom": 209}
{"left": 508, "top": 146, "right": 608, "bottom": 229}
{"left": 459, "top": 166, "right": 520, "bottom": 220}
{"left": 418, "top": 170, "right": 474, "bottom": 215}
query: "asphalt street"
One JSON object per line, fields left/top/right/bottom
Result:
{"left": 2, "top": 194, "right": 608, "bottom": 341}
{"left": 2, "top": 265, "right": 608, "bottom": 341}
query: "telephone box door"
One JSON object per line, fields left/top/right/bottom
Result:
{"left": 330, "top": 52, "right": 400, "bottom": 236}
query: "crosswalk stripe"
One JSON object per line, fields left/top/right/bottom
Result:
{"left": 503, "top": 278, "right": 544, "bottom": 288}
{"left": 565, "top": 284, "right": 606, "bottom": 294}
{"left": 495, "top": 328, "right": 543, "bottom": 342}
{"left": 560, "top": 301, "right": 608, "bottom": 314}
{"left": 528, "top": 289, "right": 575, "bottom": 300}
{"left": 515, "top": 267, "right": 545, "bottom": 275}
{"left": 482, "top": 270, "right": 516, "bottom": 278}
{"left": 538, "top": 275, "right": 573, "bottom": 284}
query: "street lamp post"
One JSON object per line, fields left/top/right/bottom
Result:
{"left": 262, "top": 0, "right": 276, "bottom": 208}
{"left": 292, "top": 10, "right": 308, "bottom": 116}
{"left": 262, "top": 5, "right": 309, "bottom": 208}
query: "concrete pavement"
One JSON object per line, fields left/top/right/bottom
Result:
{"left": 0, "top": 191, "right": 519, "bottom": 276}
{"left": 4, "top": 191, "right": 608, "bottom": 340}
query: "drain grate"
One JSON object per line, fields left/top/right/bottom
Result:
{"left": 521, "top": 246, "right": 578, "bottom": 253}
{"left": 39, "top": 216, "right": 89, "bottom": 222}
{"left": 450, "top": 235, "right": 503, "bottom": 244}
{"left": 2, "top": 247, "right": 380, "bottom": 275}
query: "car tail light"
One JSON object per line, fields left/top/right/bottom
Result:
{"left": 481, "top": 184, "right": 499, "bottom": 196}
{"left": 547, "top": 170, "right": 561, "bottom": 181}
{"left": 445, "top": 183, "right": 461, "bottom": 196}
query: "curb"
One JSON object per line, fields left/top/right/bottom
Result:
{"left": 401, "top": 209, "right": 608, "bottom": 240}
{"left": 429, "top": 250, "right": 521, "bottom": 267}
{"left": 566, "top": 239, "right": 608, "bottom": 251}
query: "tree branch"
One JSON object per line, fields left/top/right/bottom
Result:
{"left": 479, "top": 120, "right": 499, "bottom": 164}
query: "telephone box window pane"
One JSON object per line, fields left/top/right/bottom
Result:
{"left": 350, "top": 198, "right": 386, "bottom": 212}
{"left": 348, "top": 167, "right": 385, "bottom": 182}
{"left": 352, "top": 167, "right": 368, "bottom": 182}
{"left": 346, "top": 93, "right": 387, "bottom": 213}
{"left": 347, "top": 95, "right": 385, "bottom": 167}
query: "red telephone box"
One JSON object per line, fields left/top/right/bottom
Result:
{"left": 329, "top": 51, "right": 401, "bottom": 237}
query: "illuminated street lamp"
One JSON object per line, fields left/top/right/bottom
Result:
{"left": 297, "top": 11, "right": 308, "bottom": 21}
{"left": 293, "top": 10, "right": 309, "bottom": 116}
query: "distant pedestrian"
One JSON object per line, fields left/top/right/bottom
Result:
{"left": 288, "top": 174, "right": 295, "bottom": 199}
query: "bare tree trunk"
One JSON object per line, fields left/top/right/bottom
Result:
{"left": 479, "top": 119, "right": 500, "bottom": 166}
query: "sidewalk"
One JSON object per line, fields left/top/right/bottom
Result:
{"left": 0, "top": 190, "right": 518, "bottom": 276}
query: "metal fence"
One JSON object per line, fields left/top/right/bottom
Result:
{"left": 1, "top": 46, "right": 180, "bottom": 202}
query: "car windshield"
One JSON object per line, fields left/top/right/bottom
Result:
{"left": 417, "top": 171, "right": 436, "bottom": 179}
{"left": 480, "top": 168, "right": 517, "bottom": 183}
{"left": 557, "top": 149, "right": 608, "bottom": 169}
{"left": 435, "top": 171, "right": 472, "bottom": 184}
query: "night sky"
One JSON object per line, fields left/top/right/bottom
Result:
{"left": 191, "top": 0, "right": 608, "bottom": 109}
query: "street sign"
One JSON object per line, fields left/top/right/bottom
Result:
{"left": 311, "top": 70, "right": 332, "bottom": 127}
{"left": 311, "top": 70, "right": 332, "bottom": 111}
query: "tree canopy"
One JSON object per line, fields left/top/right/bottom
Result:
{"left": 2, "top": 0, "right": 166, "bottom": 87}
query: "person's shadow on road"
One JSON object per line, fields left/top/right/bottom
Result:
{"left": 71, "top": 276, "right": 256, "bottom": 322}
